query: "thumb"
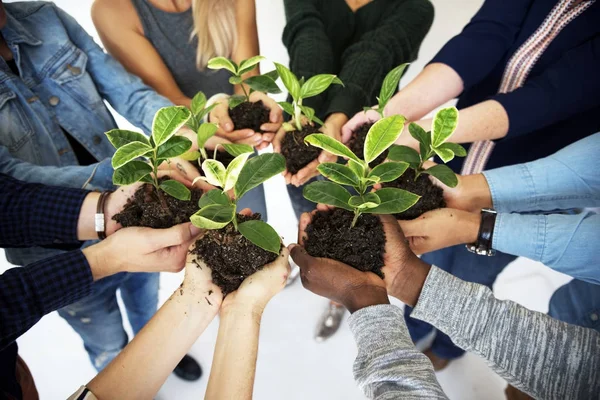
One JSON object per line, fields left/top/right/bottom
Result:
{"left": 147, "top": 223, "right": 202, "bottom": 250}
{"left": 341, "top": 118, "right": 358, "bottom": 144}
{"left": 398, "top": 219, "right": 420, "bottom": 238}
{"left": 288, "top": 244, "right": 314, "bottom": 271}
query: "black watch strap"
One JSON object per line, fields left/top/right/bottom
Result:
{"left": 466, "top": 208, "right": 497, "bottom": 256}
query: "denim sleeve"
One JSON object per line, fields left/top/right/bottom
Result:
{"left": 348, "top": 305, "right": 447, "bottom": 399}
{"left": 52, "top": 4, "right": 172, "bottom": 134}
{"left": 493, "top": 211, "right": 600, "bottom": 285}
{"left": 0, "top": 146, "right": 114, "bottom": 191}
{"left": 411, "top": 266, "right": 600, "bottom": 400}
{"left": 483, "top": 133, "right": 600, "bottom": 212}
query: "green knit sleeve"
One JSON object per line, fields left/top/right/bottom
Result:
{"left": 282, "top": 0, "right": 335, "bottom": 116}
{"left": 324, "top": 0, "right": 435, "bottom": 119}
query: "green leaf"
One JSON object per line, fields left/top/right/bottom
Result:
{"left": 112, "top": 161, "right": 152, "bottom": 185}
{"left": 190, "top": 92, "right": 207, "bottom": 116}
{"left": 244, "top": 75, "right": 282, "bottom": 94}
{"left": 207, "top": 57, "right": 238, "bottom": 75}
{"left": 197, "top": 103, "right": 219, "bottom": 123}
{"left": 179, "top": 150, "right": 201, "bottom": 161}
{"left": 424, "top": 164, "right": 458, "bottom": 188}
{"left": 317, "top": 163, "right": 360, "bottom": 186}
{"left": 379, "top": 63, "right": 408, "bottom": 108}
{"left": 278, "top": 101, "right": 295, "bottom": 117}
{"left": 198, "top": 189, "right": 231, "bottom": 208}
{"left": 190, "top": 204, "right": 235, "bottom": 229}
{"left": 364, "top": 115, "right": 407, "bottom": 164}
{"left": 229, "top": 76, "right": 243, "bottom": 85}
{"left": 302, "top": 181, "right": 353, "bottom": 211}
{"left": 157, "top": 136, "right": 192, "bottom": 159}
{"left": 152, "top": 106, "right": 191, "bottom": 147}
{"left": 304, "top": 134, "right": 361, "bottom": 163}
{"left": 348, "top": 159, "right": 366, "bottom": 178}
{"left": 368, "top": 161, "right": 409, "bottom": 183}
{"left": 274, "top": 62, "right": 301, "bottom": 101}
{"left": 300, "top": 74, "right": 343, "bottom": 98}
{"left": 112, "top": 141, "right": 152, "bottom": 169}
{"left": 408, "top": 123, "right": 429, "bottom": 145}
{"left": 159, "top": 179, "right": 191, "bottom": 201}
{"left": 238, "top": 220, "right": 281, "bottom": 254}
{"left": 299, "top": 105, "right": 316, "bottom": 124}
{"left": 312, "top": 114, "right": 324, "bottom": 126}
{"left": 234, "top": 153, "right": 286, "bottom": 199}
{"left": 229, "top": 95, "right": 247, "bottom": 110}
{"left": 238, "top": 55, "right": 265, "bottom": 75}
{"left": 263, "top": 69, "right": 279, "bottom": 81}
{"left": 222, "top": 143, "right": 254, "bottom": 157}
{"left": 202, "top": 159, "right": 227, "bottom": 187}
{"left": 387, "top": 145, "right": 421, "bottom": 166}
{"left": 197, "top": 123, "right": 218, "bottom": 149}
{"left": 105, "top": 129, "right": 149, "bottom": 149}
{"left": 224, "top": 152, "right": 252, "bottom": 191}
{"left": 432, "top": 107, "right": 459, "bottom": 147}
{"left": 433, "top": 146, "right": 455, "bottom": 163}
{"left": 438, "top": 142, "right": 467, "bottom": 157}
{"left": 349, "top": 193, "right": 381, "bottom": 210}
{"left": 364, "top": 187, "right": 420, "bottom": 214}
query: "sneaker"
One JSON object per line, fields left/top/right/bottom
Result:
{"left": 173, "top": 354, "right": 202, "bottom": 381}
{"left": 314, "top": 302, "right": 346, "bottom": 342}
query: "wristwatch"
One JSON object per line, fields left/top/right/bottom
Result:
{"left": 466, "top": 208, "right": 497, "bottom": 256}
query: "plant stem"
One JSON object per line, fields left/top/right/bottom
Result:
{"left": 232, "top": 214, "right": 239, "bottom": 231}
{"left": 240, "top": 81, "right": 250, "bottom": 102}
{"left": 351, "top": 210, "right": 361, "bottom": 228}
{"left": 152, "top": 150, "right": 171, "bottom": 214}
{"left": 294, "top": 101, "right": 303, "bottom": 131}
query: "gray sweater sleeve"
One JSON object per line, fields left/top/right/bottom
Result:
{"left": 411, "top": 266, "right": 600, "bottom": 400}
{"left": 348, "top": 305, "right": 448, "bottom": 399}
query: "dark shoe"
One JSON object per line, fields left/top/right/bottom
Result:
{"left": 423, "top": 348, "right": 450, "bottom": 371}
{"left": 174, "top": 354, "right": 202, "bottom": 381}
{"left": 505, "top": 384, "right": 534, "bottom": 400}
{"left": 314, "top": 302, "right": 346, "bottom": 342}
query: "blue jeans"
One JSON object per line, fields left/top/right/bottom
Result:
{"left": 238, "top": 183, "right": 268, "bottom": 220}
{"left": 549, "top": 279, "right": 600, "bottom": 332}
{"left": 58, "top": 271, "right": 159, "bottom": 371}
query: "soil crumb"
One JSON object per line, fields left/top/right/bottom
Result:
{"left": 280, "top": 124, "right": 322, "bottom": 174}
{"left": 383, "top": 169, "right": 446, "bottom": 220}
{"left": 229, "top": 100, "right": 270, "bottom": 133}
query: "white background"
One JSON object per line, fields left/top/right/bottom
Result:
{"left": 1, "top": 0, "right": 572, "bottom": 398}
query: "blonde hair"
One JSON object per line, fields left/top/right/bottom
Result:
{"left": 191, "top": 0, "right": 237, "bottom": 69}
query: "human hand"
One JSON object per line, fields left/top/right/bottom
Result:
{"left": 182, "top": 242, "right": 224, "bottom": 309}
{"left": 209, "top": 100, "right": 263, "bottom": 146}
{"left": 399, "top": 208, "right": 480, "bottom": 255}
{"left": 290, "top": 212, "right": 389, "bottom": 313}
{"left": 341, "top": 108, "right": 381, "bottom": 143}
{"left": 83, "top": 222, "right": 202, "bottom": 280}
{"left": 248, "top": 91, "right": 283, "bottom": 150}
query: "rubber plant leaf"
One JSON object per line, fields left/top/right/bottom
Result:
{"left": 159, "top": 179, "right": 191, "bottom": 201}
{"left": 234, "top": 153, "right": 286, "bottom": 200}
{"left": 364, "top": 187, "right": 420, "bottom": 214}
{"left": 302, "top": 181, "right": 353, "bottom": 211}
{"left": 152, "top": 106, "right": 191, "bottom": 147}
{"left": 238, "top": 220, "right": 281, "bottom": 254}
{"left": 364, "top": 115, "right": 407, "bottom": 164}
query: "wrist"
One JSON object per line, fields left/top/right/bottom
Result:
{"left": 460, "top": 211, "right": 482, "bottom": 245}
{"left": 388, "top": 257, "right": 431, "bottom": 307}
{"left": 461, "top": 174, "right": 493, "bottom": 212}
{"left": 344, "top": 286, "right": 389, "bottom": 314}
{"left": 77, "top": 192, "right": 100, "bottom": 241}
{"left": 82, "top": 242, "right": 115, "bottom": 281}
{"left": 221, "top": 298, "right": 265, "bottom": 323}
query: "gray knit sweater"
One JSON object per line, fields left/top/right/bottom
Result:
{"left": 349, "top": 266, "right": 600, "bottom": 400}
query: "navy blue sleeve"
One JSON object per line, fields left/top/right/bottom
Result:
{"left": 0, "top": 250, "right": 93, "bottom": 350}
{"left": 0, "top": 174, "right": 89, "bottom": 248}
{"left": 430, "top": 0, "right": 534, "bottom": 89}
{"left": 491, "top": 37, "right": 600, "bottom": 138}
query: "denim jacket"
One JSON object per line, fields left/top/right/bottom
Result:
{"left": 483, "top": 133, "right": 600, "bottom": 284}
{"left": 0, "top": 2, "right": 171, "bottom": 266}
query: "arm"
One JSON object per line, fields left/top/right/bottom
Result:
{"left": 91, "top": 0, "right": 191, "bottom": 107}
{"left": 324, "top": 0, "right": 434, "bottom": 119}
{"left": 232, "top": 0, "right": 260, "bottom": 91}
{"left": 53, "top": 4, "right": 172, "bottom": 134}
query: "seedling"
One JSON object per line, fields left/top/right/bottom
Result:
{"left": 387, "top": 107, "right": 465, "bottom": 187}
{"left": 207, "top": 56, "right": 281, "bottom": 109}
{"left": 190, "top": 152, "right": 286, "bottom": 253}
{"left": 303, "top": 116, "right": 421, "bottom": 227}
{"left": 106, "top": 106, "right": 193, "bottom": 207}
{"left": 364, "top": 63, "right": 409, "bottom": 118}
{"left": 274, "top": 63, "right": 343, "bottom": 131}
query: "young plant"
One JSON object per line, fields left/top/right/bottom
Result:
{"left": 274, "top": 63, "right": 343, "bottom": 131}
{"left": 190, "top": 152, "right": 286, "bottom": 253}
{"left": 106, "top": 106, "right": 193, "bottom": 205}
{"left": 364, "top": 63, "right": 409, "bottom": 118}
{"left": 303, "top": 116, "right": 421, "bottom": 227}
{"left": 207, "top": 56, "right": 281, "bottom": 109}
{"left": 387, "top": 107, "right": 466, "bottom": 187}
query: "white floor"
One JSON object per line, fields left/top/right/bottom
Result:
{"left": 2, "top": 0, "right": 573, "bottom": 399}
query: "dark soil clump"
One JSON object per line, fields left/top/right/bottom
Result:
{"left": 383, "top": 169, "right": 445, "bottom": 220}
{"left": 113, "top": 177, "right": 203, "bottom": 229}
{"left": 348, "top": 122, "right": 387, "bottom": 167}
{"left": 280, "top": 124, "right": 322, "bottom": 174}
{"left": 192, "top": 213, "right": 279, "bottom": 295}
{"left": 229, "top": 100, "right": 270, "bottom": 132}
{"left": 304, "top": 209, "right": 386, "bottom": 278}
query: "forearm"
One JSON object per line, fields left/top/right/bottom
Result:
{"left": 87, "top": 287, "right": 219, "bottom": 398}
{"left": 409, "top": 266, "right": 600, "bottom": 400}
{"left": 349, "top": 305, "right": 447, "bottom": 399}
{"left": 385, "top": 63, "right": 464, "bottom": 121}
{"left": 206, "top": 304, "right": 262, "bottom": 400}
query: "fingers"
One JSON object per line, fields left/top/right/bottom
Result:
{"left": 232, "top": 131, "right": 263, "bottom": 146}
{"left": 317, "top": 150, "right": 337, "bottom": 164}
{"left": 192, "top": 177, "right": 217, "bottom": 192}
{"left": 260, "top": 123, "right": 280, "bottom": 134}
{"left": 162, "top": 239, "right": 196, "bottom": 273}
{"left": 291, "top": 159, "right": 320, "bottom": 187}
{"left": 238, "top": 208, "right": 253, "bottom": 217}
{"left": 288, "top": 244, "right": 314, "bottom": 273}
{"left": 297, "top": 212, "right": 314, "bottom": 245}
{"left": 204, "top": 135, "right": 233, "bottom": 149}
{"left": 272, "top": 127, "right": 286, "bottom": 154}
{"left": 341, "top": 112, "right": 365, "bottom": 143}
{"left": 146, "top": 222, "right": 202, "bottom": 251}
{"left": 211, "top": 102, "right": 234, "bottom": 133}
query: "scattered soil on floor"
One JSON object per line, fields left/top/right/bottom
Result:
{"left": 280, "top": 124, "right": 322, "bottom": 174}
{"left": 382, "top": 169, "right": 446, "bottom": 220}
{"left": 192, "top": 213, "right": 279, "bottom": 295}
{"left": 304, "top": 209, "right": 386, "bottom": 278}
{"left": 229, "top": 100, "right": 270, "bottom": 133}
{"left": 348, "top": 122, "right": 387, "bottom": 166}
{"left": 113, "top": 177, "right": 203, "bottom": 228}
